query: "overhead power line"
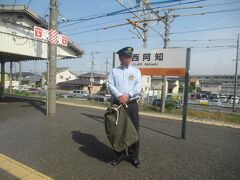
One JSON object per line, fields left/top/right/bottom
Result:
{"left": 26, "top": 0, "right": 33, "bottom": 8}
{"left": 79, "top": 34, "right": 236, "bottom": 45}
{"left": 64, "top": 6, "right": 240, "bottom": 36}
{"left": 66, "top": 17, "right": 165, "bottom": 36}
{"left": 8, "top": 0, "right": 17, "bottom": 20}
{"left": 59, "top": 0, "right": 206, "bottom": 28}
{"left": 192, "top": 47, "right": 236, "bottom": 53}
{"left": 171, "top": 45, "right": 236, "bottom": 48}
{"left": 114, "top": 0, "right": 163, "bottom": 39}
{"left": 205, "top": 1, "right": 240, "bottom": 7}
{"left": 101, "top": 8, "right": 240, "bottom": 31}
{"left": 171, "top": 39, "right": 236, "bottom": 42}
{"left": 67, "top": 24, "right": 240, "bottom": 37}
{"left": 170, "top": 25, "right": 240, "bottom": 34}
{"left": 62, "top": 0, "right": 204, "bottom": 22}
{"left": 105, "top": 0, "right": 204, "bottom": 17}
{"left": 59, "top": 0, "right": 240, "bottom": 29}
{"left": 61, "top": 17, "right": 127, "bottom": 32}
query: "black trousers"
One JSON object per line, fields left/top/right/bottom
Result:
{"left": 116, "top": 102, "right": 140, "bottom": 159}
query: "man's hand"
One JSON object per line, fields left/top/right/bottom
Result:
{"left": 118, "top": 94, "right": 129, "bottom": 105}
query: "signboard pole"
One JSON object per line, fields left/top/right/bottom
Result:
{"left": 181, "top": 48, "right": 191, "bottom": 139}
{"left": 233, "top": 33, "right": 239, "bottom": 112}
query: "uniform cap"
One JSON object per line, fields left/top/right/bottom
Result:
{"left": 116, "top": 47, "right": 134, "bottom": 56}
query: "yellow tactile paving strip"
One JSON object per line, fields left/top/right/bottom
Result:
{"left": 0, "top": 154, "right": 54, "bottom": 180}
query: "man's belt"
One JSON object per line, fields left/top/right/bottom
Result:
{"left": 127, "top": 99, "right": 138, "bottom": 104}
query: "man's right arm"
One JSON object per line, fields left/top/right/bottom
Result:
{"left": 107, "top": 70, "right": 122, "bottom": 98}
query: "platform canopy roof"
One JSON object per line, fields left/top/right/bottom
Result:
{"left": 0, "top": 5, "right": 84, "bottom": 62}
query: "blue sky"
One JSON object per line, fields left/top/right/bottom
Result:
{"left": 2, "top": 0, "right": 240, "bottom": 75}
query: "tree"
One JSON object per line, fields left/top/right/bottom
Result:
{"left": 188, "top": 82, "right": 196, "bottom": 93}
{"left": 100, "top": 83, "right": 107, "bottom": 91}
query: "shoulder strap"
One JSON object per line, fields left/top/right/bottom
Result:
{"left": 110, "top": 104, "right": 122, "bottom": 125}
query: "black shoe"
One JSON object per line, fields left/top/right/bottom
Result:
{"left": 131, "top": 159, "right": 141, "bottom": 168}
{"left": 111, "top": 155, "right": 126, "bottom": 166}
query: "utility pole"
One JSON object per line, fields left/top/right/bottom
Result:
{"left": 233, "top": 33, "right": 239, "bottom": 112}
{"left": 161, "top": 11, "right": 170, "bottom": 113}
{"left": 90, "top": 56, "right": 94, "bottom": 88}
{"left": 141, "top": 0, "right": 150, "bottom": 48}
{"left": 143, "top": 22, "right": 148, "bottom": 48}
{"left": 105, "top": 57, "right": 109, "bottom": 75}
{"left": 90, "top": 52, "right": 99, "bottom": 94}
{"left": 47, "top": 0, "right": 58, "bottom": 117}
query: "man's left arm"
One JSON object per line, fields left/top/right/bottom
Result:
{"left": 132, "top": 69, "right": 142, "bottom": 99}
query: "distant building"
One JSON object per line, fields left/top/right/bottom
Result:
{"left": 190, "top": 75, "right": 240, "bottom": 96}
{"left": 150, "top": 76, "right": 184, "bottom": 99}
{"left": 5, "top": 81, "right": 19, "bottom": 90}
{"left": 200, "top": 81, "right": 222, "bottom": 94}
{"left": 57, "top": 79, "right": 101, "bottom": 94}
{"left": 78, "top": 73, "right": 106, "bottom": 85}
{"left": 1, "top": 72, "right": 40, "bottom": 89}
{"left": 42, "top": 67, "right": 77, "bottom": 89}
{"left": 13, "top": 72, "right": 41, "bottom": 87}
{"left": 141, "top": 76, "right": 151, "bottom": 98}
{"left": 0, "top": 73, "right": 19, "bottom": 89}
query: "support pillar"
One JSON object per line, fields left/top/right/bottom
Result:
{"left": 0, "top": 61, "right": 5, "bottom": 98}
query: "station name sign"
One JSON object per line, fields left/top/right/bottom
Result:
{"left": 114, "top": 48, "right": 190, "bottom": 76}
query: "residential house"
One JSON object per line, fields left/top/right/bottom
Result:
{"left": 78, "top": 73, "right": 106, "bottom": 85}
{"left": 141, "top": 76, "right": 151, "bottom": 99}
{"left": 12, "top": 72, "right": 41, "bottom": 87}
{"left": 150, "top": 76, "right": 184, "bottom": 99}
{"left": 57, "top": 79, "right": 101, "bottom": 94}
{"left": 42, "top": 67, "right": 77, "bottom": 89}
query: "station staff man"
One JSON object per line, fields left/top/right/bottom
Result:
{"left": 107, "top": 47, "right": 142, "bottom": 168}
